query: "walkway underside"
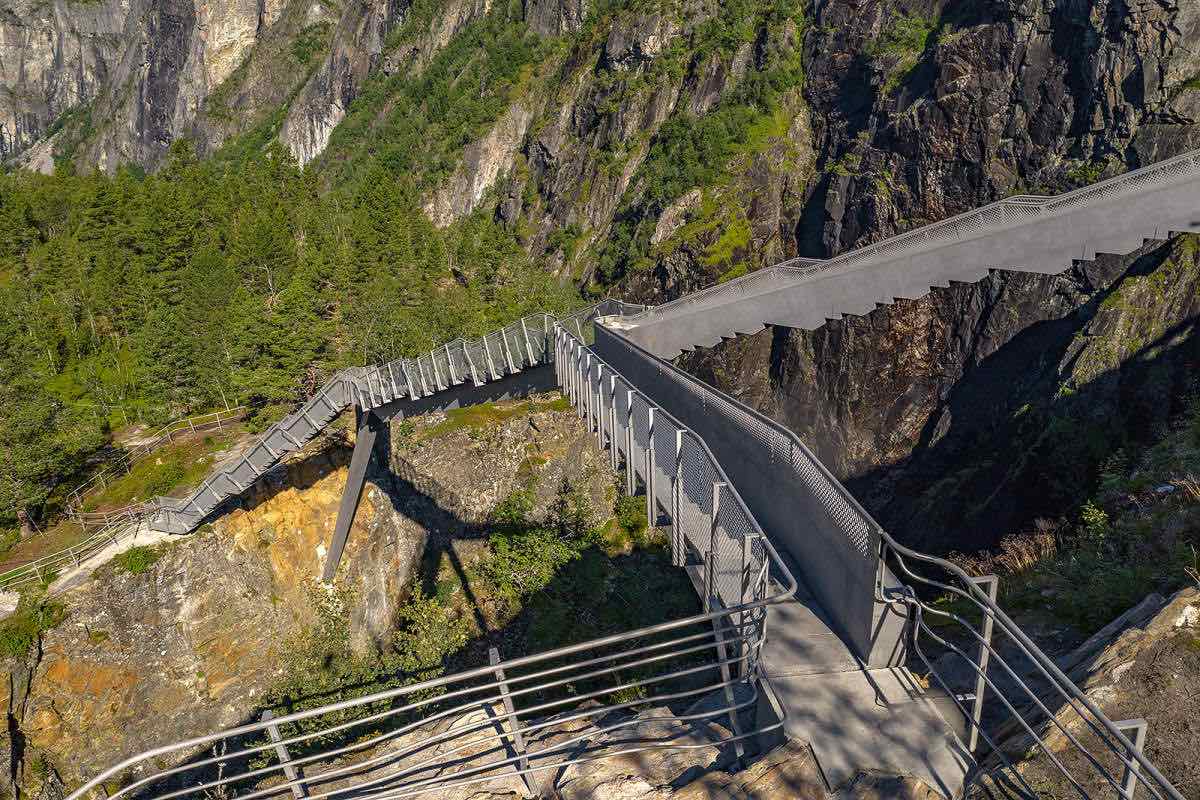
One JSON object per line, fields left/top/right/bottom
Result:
{"left": 620, "top": 153, "right": 1200, "bottom": 359}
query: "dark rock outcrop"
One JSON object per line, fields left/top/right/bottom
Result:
{"left": 681, "top": 235, "right": 1200, "bottom": 552}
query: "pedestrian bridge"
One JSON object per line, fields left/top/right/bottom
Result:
{"left": 59, "top": 150, "right": 1200, "bottom": 800}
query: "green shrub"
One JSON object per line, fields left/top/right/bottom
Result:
{"left": 486, "top": 526, "right": 581, "bottom": 601}
{"left": 0, "top": 596, "right": 66, "bottom": 658}
{"left": 871, "top": 13, "right": 938, "bottom": 93}
{"left": 142, "top": 462, "right": 186, "bottom": 496}
{"left": 112, "top": 545, "right": 161, "bottom": 575}
{"left": 615, "top": 494, "right": 647, "bottom": 535}
{"left": 1079, "top": 501, "right": 1110, "bottom": 543}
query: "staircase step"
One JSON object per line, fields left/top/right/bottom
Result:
{"left": 765, "top": 667, "right": 970, "bottom": 795}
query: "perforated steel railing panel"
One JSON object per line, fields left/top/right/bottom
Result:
{"left": 652, "top": 414, "right": 682, "bottom": 513}
{"left": 594, "top": 324, "right": 881, "bottom": 658}
{"left": 612, "top": 376, "right": 632, "bottom": 464}
{"left": 715, "top": 483, "right": 759, "bottom": 609}
{"left": 629, "top": 394, "right": 652, "bottom": 486}
{"left": 676, "top": 433, "right": 720, "bottom": 566}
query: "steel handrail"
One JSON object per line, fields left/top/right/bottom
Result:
{"left": 593, "top": 316, "right": 1184, "bottom": 799}
{"left": 881, "top": 538, "right": 1183, "bottom": 800}
{"left": 64, "top": 406, "right": 249, "bottom": 513}
{"left": 624, "top": 148, "right": 1200, "bottom": 324}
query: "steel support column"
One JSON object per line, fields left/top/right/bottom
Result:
{"left": 322, "top": 408, "right": 385, "bottom": 582}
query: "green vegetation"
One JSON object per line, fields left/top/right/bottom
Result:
{"left": 419, "top": 397, "right": 571, "bottom": 441}
{"left": 80, "top": 427, "right": 243, "bottom": 511}
{"left": 956, "top": 401, "right": 1200, "bottom": 636}
{"left": 318, "top": 2, "right": 553, "bottom": 191}
{"left": 0, "top": 594, "right": 66, "bottom": 658}
{"left": 1066, "top": 160, "right": 1106, "bottom": 188}
{"left": 265, "top": 479, "right": 696, "bottom": 753}
{"left": 266, "top": 477, "right": 698, "bottom": 753}
{"left": 111, "top": 545, "right": 162, "bottom": 575}
{"left": 291, "top": 23, "right": 334, "bottom": 64}
{"left": 870, "top": 12, "right": 938, "bottom": 94}
{"left": 0, "top": 130, "right": 576, "bottom": 531}
{"left": 593, "top": 0, "right": 806, "bottom": 285}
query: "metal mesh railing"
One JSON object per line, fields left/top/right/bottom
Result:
{"left": 591, "top": 320, "right": 1187, "bottom": 800}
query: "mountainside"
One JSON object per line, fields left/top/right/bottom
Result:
{"left": 5, "top": 0, "right": 1200, "bottom": 548}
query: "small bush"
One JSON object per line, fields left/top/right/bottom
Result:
{"left": 615, "top": 494, "right": 647, "bottom": 535}
{"left": 0, "top": 597, "right": 66, "bottom": 659}
{"left": 112, "top": 545, "right": 161, "bottom": 575}
{"left": 1080, "top": 501, "right": 1110, "bottom": 543}
{"left": 143, "top": 462, "right": 186, "bottom": 496}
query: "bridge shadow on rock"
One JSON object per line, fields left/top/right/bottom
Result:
{"left": 835, "top": 242, "right": 1200, "bottom": 556}
{"left": 124, "top": 419, "right": 734, "bottom": 800}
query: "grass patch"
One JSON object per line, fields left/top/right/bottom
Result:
{"left": 418, "top": 397, "right": 571, "bottom": 441}
{"left": 266, "top": 476, "right": 699, "bottom": 753}
{"left": 111, "top": 545, "right": 162, "bottom": 575}
{"left": 871, "top": 12, "right": 938, "bottom": 94}
{"left": 81, "top": 425, "right": 245, "bottom": 511}
{"left": 0, "top": 595, "right": 66, "bottom": 658}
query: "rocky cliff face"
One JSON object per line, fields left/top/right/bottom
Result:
{"left": 681, "top": 235, "right": 1200, "bottom": 552}
{"left": 0, "top": 429, "right": 421, "bottom": 793}
{"left": 1, "top": 0, "right": 301, "bottom": 170}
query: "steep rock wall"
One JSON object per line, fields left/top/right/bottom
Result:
{"left": 0, "top": 434, "right": 422, "bottom": 791}
{"left": 680, "top": 235, "right": 1200, "bottom": 552}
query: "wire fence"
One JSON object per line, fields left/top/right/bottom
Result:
{"left": 62, "top": 313, "right": 797, "bottom": 800}
{"left": 0, "top": 512, "right": 145, "bottom": 592}
{"left": 63, "top": 406, "right": 249, "bottom": 522}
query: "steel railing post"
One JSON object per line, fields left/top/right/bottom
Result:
{"left": 500, "top": 329, "right": 518, "bottom": 374}
{"left": 671, "top": 430, "right": 683, "bottom": 567}
{"left": 608, "top": 375, "right": 619, "bottom": 472}
{"left": 488, "top": 647, "right": 537, "bottom": 798}
{"left": 645, "top": 407, "right": 656, "bottom": 527}
{"left": 709, "top": 482, "right": 725, "bottom": 573}
{"left": 445, "top": 344, "right": 457, "bottom": 384}
{"left": 402, "top": 362, "right": 420, "bottom": 401}
{"left": 575, "top": 348, "right": 586, "bottom": 420}
{"left": 625, "top": 390, "right": 635, "bottom": 496}
{"left": 968, "top": 574, "right": 999, "bottom": 752}
{"left": 1115, "top": 718, "right": 1149, "bottom": 800}
{"left": 585, "top": 359, "right": 594, "bottom": 432}
{"left": 464, "top": 343, "right": 482, "bottom": 387}
{"left": 483, "top": 336, "right": 501, "bottom": 381}
{"left": 261, "top": 710, "right": 307, "bottom": 799}
{"left": 520, "top": 318, "right": 536, "bottom": 365}
{"left": 703, "top": 546, "right": 746, "bottom": 763}
{"left": 594, "top": 365, "right": 604, "bottom": 451}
